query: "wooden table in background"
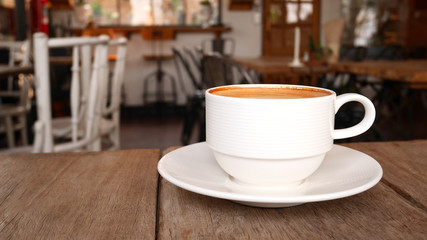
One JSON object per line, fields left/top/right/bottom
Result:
{"left": 158, "top": 140, "right": 426, "bottom": 239}
{"left": 234, "top": 56, "right": 329, "bottom": 86}
{"left": 0, "top": 140, "right": 426, "bottom": 238}
{"left": 330, "top": 60, "right": 427, "bottom": 90}
{"left": 235, "top": 58, "right": 427, "bottom": 90}
{"left": 329, "top": 60, "right": 427, "bottom": 140}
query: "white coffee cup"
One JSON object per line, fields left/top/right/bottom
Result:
{"left": 206, "top": 84, "right": 376, "bottom": 187}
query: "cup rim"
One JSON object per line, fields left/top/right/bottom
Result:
{"left": 206, "top": 84, "right": 335, "bottom": 100}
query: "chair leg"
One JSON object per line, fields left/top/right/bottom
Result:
{"left": 181, "top": 96, "right": 207, "bottom": 145}
{"left": 181, "top": 99, "right": 195, "bottom": 145}
{"left": 19, "top": 115, "right": 28, "bottom": 146}
{"left": 109, "top": 126, "right": 120, "bottom": 150}
{"left": 143, "top": 72, "right": 158, "bottom": 104}
{"left": 143, "top": 67, "right": 178, "bottom": 106}
{"left": 32, "top": 121, "right": 44, "bottom": 153}
{"left": 5, "top": 116, "right": 15, "bottom": 148}
{"left": 163, "top": 73, "right": 178, "bottom": 104}
{"left": 198, "top": 109, "right": 206, "bottom": 143}
{"left": 89, "top": 136, "right": 102, "bottom": 152}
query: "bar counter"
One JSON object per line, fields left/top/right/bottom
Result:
{"left": 74, "top": 25, "right": 232, "bottom": 39}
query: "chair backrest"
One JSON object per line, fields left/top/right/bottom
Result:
{"left": 201, "top": 38, "right": 236, "bottom": 56}
{"left": 0, "top": 40, "right": 31, "bottom": 67}
{"left": 0, "top": 40, "right": 31, "bottom": 90}
{"left": 172, "top": 47, "right": 203, "bottom": 95}
{"left": 101, "top": 37, "right": 128, "bottom": 118}
{"left": 0, "top": 40, "right": 32, "bottom": 115}
{"left": 33, "top": 32, "right": 109, "bottom": 153}
{"left": 183, "top": 47, "right": 202, "bottom": 72}
{"left": 201, "top": 52, "right": 258, "bottom": 89}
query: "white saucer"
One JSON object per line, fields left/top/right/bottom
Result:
{"left": 158, "top": 142, "right": 382, "bottom": 208}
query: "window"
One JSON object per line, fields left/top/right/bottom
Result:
{"left": 340, "top": 0, "right": 399, "bottom": 47}
{"left": 86, "top": 0, "right": 220, "bottom": 26}
{"left": 0, "top": 0, "right": 15, "bottom": 8}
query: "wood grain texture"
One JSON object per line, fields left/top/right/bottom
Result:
{"left": 158, "top": 180, "right": 426, "bottom": 239}
{"left": 0, "top": 149, "right": 160, "bottom": 239}
{"left": 343, "top": 140, "right": 427, "bottom": 209}
{"left": 158, "top": 142, "right": 427, "bottom": 239}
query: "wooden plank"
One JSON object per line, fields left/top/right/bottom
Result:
{"left": 343, "top": 140, "right": 427, "bottom": 209}
{"left": 158, "top": 179, "right": 426, "bottom": 239}
{"left": 0, "top": 149, "right": 160, "bottom": 239}
{"left": 158, "top": 143, "right": 427, "bottom": 239}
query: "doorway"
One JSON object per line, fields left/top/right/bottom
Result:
{"left": 262, "top": 0, "right": 320, "bottom": 56}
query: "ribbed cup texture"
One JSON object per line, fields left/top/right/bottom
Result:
{"left": 206, "top": 91, "right": 335, "bottom": 159}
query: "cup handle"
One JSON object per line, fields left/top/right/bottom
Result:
{"left": 333, "top": 93, "right": 376, "bottom": 139}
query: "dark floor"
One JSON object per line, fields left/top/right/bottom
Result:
{"left": 119, "top": 104, "right": 203, "bottom": 151}
{"left": 120, "top": 114, "right": 183, "bottom": 151}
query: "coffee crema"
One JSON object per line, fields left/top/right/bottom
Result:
{"left": 209, "top": 86, "right": 332, "bottom": 99}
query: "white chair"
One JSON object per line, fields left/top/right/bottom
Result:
{"left": 50, "top": 37, "right": 128, "bottom": 150}
{"left": 2, "top": 33, "right": 110, "bottom": 154}
{"left": 99, "top": 37, "right": 127, "bottom": 150}
{"left": 0, "top": 40, "right": 32, "bottom": 148}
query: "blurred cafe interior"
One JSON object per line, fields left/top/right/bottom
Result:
{"left": 1, "top": 1, "right": 427, "bottom": 238}
{"left": 1, "top": 0, "right": 427, "bottom": 151}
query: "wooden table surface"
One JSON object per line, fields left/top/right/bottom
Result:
{"left": 0, "top": 149, "right": 160, "bottom": 239}
{"left": 0, "top": 140, "right": 425, "bottom": 239}
{"left": 330, "top": 60, "right": 427, "bottom": 89}
{"left": 158, "top": 140, "right": 427, "bottom": 239}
